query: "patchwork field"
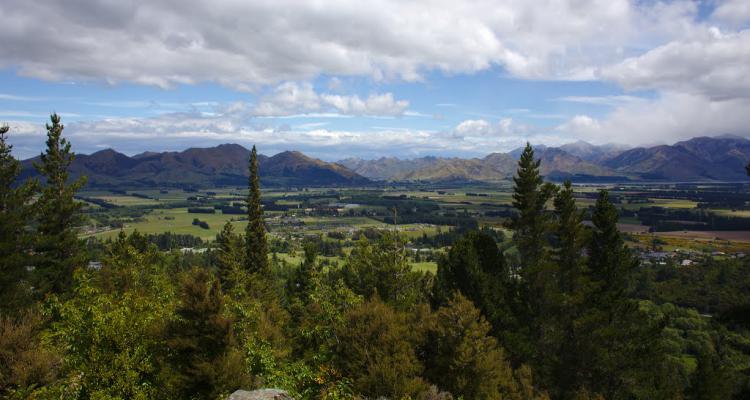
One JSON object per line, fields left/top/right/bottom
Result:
{"left": 79, "top": 182, "right": 750, "bottom": 264}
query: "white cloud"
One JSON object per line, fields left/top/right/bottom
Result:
{"left": 0, "top": 0, "right": 715, "bottom": 88}
{"left": 556, "top": 92, "right": 750, "bottom": 145}
{"left": 454, "top": 119, "right": 492, "bottom": 137}
{"left": 452, "top": 118, "right": 531, "bottom": 138}
{"left": 555, "top": 95, "right": 645, "bottom": 106}
{"left": 252, "top": 82, "right": 409, "bottom": 117}
{"left": 557, "top": 115, "right": 601, "bottom": 133}
{"left": 600, "top": 29, "right": 750, "bottom": 101}
{"left": 321, "top": 93, "right": 408, "bottom": 116}
{"left": 711, "top": 0, "right": 750, "bottom": 27}
{"left": 5, "top": 109, "right": 569, "bottom": 160}
{"left": 252, "top": 82, "right": 322, "bottom": 117}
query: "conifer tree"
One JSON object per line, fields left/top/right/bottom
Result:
{"left": 506, "top": 142, "right": 556, "bottom": 277}
{"left": 34, "top": 114, "right": 86, "bottom": 294}
{"left": 588, "top": 190, "right": 635, "bottom": 300}
{"left": 245, "top": 145, "right": 268, "bottom": 274}
{"left": 506, "top": 143, "right": 557, "bottom": 363}
{"left": 552, "top": 180, "right": 586, "bottom": 295}
{"left": 216, "top": 221, "right": 244, "bottom": 290}
{"left": 0, "top": 124, "right": 37, "bottom": 311}
{"left": 547, "top": 180, "right": 588, "bottom": 398}
{"left": 424, "top": 294, "right": 519, "bottom": 400}
{"left": 578, "top": 190, "right": 667, "bottom": 398}
{"left": 434, "top": 231, "right": 515, "bottom": 338}
{"left": 165, "top": 267, "right": 235, "bottom": 399}
{"left": 290, "top": 239, "right": 320, "bottom": 302}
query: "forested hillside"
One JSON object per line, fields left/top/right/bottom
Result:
{"left": 1, "top": 115, "right": 749, "bottom": 399}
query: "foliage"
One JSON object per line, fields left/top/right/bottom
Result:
{"left": 0, "top": 310, "right": 59, "bottom": 397}
{"left": 1, "top": 127, "right": 748, "bottom": 400}
{"left": 333, "top": 298, "right": 427, "bottom": 399}
{"left": 424, "top": 294, "right": 539, "bottom": 400}
{"left": 165, "top": 267, "right": 247, "bottom": 399}
{"left": 0, "top": 124, "right": 36, "bottom": 312}
{"left": 245, "top": 145, "right": 269, "bottom": 274}
{"left": 339, "top": 232, "right": 430, "bottom": 309}
{"left": 33, "top": 114, "right": 87, "bottom": 294}
{"left": 41, "top": 247, "right": 175, "bottom": 400}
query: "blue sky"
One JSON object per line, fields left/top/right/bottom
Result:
{"left": 1, "top": 1, "right": 749, "bottom": 160}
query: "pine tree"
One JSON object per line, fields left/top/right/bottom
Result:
{"left": 588, "top": 190, "right": 634, "bottom": 301}
{"left": 216, "top": 221, "right": 244, "bottom": 290}
{"left": 505, "top": 143, "right": 557, "bottom": 364}
{"left": 434, "top": 231, "right": 515, "bottom": 339}
{"left": 0, "top": 124, "right": 37, "bottom": 312}
{"left": 165, "top": 267, "right": 234, "bottom": 399}
{"left": 33, "top": 114, "right": 87, "bottom": 295}
{"left": 547, "top": 180, "right": 588, "bottom": 398}
{"left": 577, "top": 190, "right": 667, "bottom": 398}
{"left": 552, "top": 180, "right": 586, "bottom": 295}
{"left": 424, "top": 294, "right": 519, "bottom": 400}
{"left": 245, "top": 145, "right": 268, "bottom": 274}
{"left": 289, "top": 239, "right": 320, "bottom": 302}
{"left": 506, "top": 143, "right": 556, "bottom": 278}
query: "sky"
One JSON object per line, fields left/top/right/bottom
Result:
{"left": 1, "top": 0, "right": 749, "bottom": 160}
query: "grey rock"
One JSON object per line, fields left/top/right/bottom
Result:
{"left": 228, "top": 389, "right": 294, "bottom": 400}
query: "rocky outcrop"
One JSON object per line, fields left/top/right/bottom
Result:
{"left": 228, "top": 389, "right": 294, "bottom": 400}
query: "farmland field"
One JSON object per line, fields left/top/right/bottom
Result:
{"left": 78, "top": 182, "right": 750, "bottom": 267}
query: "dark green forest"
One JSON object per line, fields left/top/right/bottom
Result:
{"left": 1, "top": 115, "right": 749, "bottom": 399}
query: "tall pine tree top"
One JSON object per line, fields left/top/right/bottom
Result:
{"left": 588, "top": 189, "right": 636, "bottom": 300}
{"left": 0, "top": 124, "right": 37, "bottom": 310}
{"left": 507, "top": 142, "right": 556, "bottom": 272}
{"left": 245, "top": 145, "right": 268, "bottom": 274}
{"left": 33, "top": 114, "right": 87, "bottom": 294}
{"left": 552, "top": 180, "right": 586, "bottom": 294}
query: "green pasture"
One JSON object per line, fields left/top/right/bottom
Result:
{"left": 87, "top": 207, "right": 248, "bottom": 241}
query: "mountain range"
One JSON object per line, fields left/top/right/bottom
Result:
{"left": 19, "top": 136, "right": 750, "bottom": 187}
{"left": 20, "top": 144, "right": 369, "bottom": 188}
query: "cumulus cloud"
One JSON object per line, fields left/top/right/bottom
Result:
{"left": 556, "top": 92, "right": 750, "bottom": 145}
{"left": 3, "top": 1, "right": 749, "bottom": 154}
{"left": 452, "top": 118, "right": 520, "bottom": 138}
{"left": 711, "top": 0, "right": 750, "bottom": 27}
{"left": 0, "top": 0, "right": 711, "bottom": 88}
{"left": 5, "top": 110, "right": 566, "bottom": 160}
{"left": 600, "top": 29, "right": 750, "bottom": 101}
{"left": 252, "top": 82, "right": 408, "bottom": 117}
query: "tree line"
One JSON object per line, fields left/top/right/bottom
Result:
{"left": 0, "top": 116, "right": 748, "bottom": 399}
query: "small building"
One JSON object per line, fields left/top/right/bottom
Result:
{"left": 88, "top": 261, "right": 103, "bottom": 270}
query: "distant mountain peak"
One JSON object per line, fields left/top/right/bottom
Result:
{"left": 22, "top": 145, "right": 368, "bottom": 188}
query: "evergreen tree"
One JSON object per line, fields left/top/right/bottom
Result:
{"left": 506, "top": 143, "right": 556, "bottom": 273}
{"left": 341, "top": 233, "right": 428, "bottom": 308}
{"left": 434, "top": 231, "right": 516, "bottom": 341}
{"left": 577, "top": 190, "right": 668, "bottom": 399}
{"left": 165, "top": 267, "right": 236, "bottom": 399}
{"left": 424, "top": 294, "right": 520, "bottom": 400}
{"left": 588, "top": 190, "right": 634, "bottom": 301}
{"left": 245, "top": 145, "right": 268, "bottom": 274}
{"left": 552, "top": 180, "right": 586, "bottom": 295}
{"left": 334, "top": 298, "right": 427, "bottom": 398}
{"left": 289, "top": 239, "right": 320, "bottom": 302}
{"left": 33, "top": 114, "right": 86, "bottom": 295}
{"left": 546, "top": 180, "right": 589, "bottom": 398}
{"left": 688, "top": 348, "right": 734, "bottom": 400}
{"left": 0, "top": 124, "right": 37, "bottom": 312}
{"left": 215, "top": 221, "right": 244, "bottom": 290}
{"left": 505, "top": 143, "right": 557, "bottom": 365}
